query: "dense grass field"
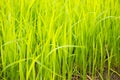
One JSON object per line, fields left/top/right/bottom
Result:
{"left": 0, "top": 0, "right": 120, "bottom": 80}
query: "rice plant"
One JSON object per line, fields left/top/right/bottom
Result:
{"left": 0, "top": 0, "right": 120, "bottom": 80}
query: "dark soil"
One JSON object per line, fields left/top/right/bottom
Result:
{"left": 71, "top": 67, "right": 120, "bottom": 80}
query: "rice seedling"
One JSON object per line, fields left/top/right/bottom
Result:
{"left": 0, "top": 0, "right": 120, "bottom": 80}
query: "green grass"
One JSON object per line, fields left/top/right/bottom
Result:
{"left": 0, "top": 0, "right": 120, "bottom": 80}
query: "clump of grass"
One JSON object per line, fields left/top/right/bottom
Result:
{"left": 0, "top": 0, "right": 120, "bottom": 80}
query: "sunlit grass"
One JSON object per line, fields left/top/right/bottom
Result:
{"left": 0, "top": 0, "right": 120, "bottom": 80}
